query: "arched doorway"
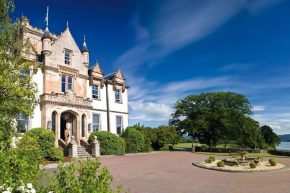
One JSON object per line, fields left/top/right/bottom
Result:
{"left": 60, "top": 111, "right": 78, "bottom": 142}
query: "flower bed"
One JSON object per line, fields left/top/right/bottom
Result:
{"left": 193, "top": 159, "right": 287, "bottom": 173}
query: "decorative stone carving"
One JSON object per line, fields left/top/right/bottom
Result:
{"left": 40, "top": 93, "right": 92, "bottom": 109}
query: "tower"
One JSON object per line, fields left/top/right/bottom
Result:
{"left": 41, "top": 6, "right": 52, "bottom": 57}
{"left": 82, "top": 35, "right": 89, "bottom": 66}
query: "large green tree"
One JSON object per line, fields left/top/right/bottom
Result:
{"left": 152, "top": 126, "right": 181, "bottom": 150}
{"left": 170, "top": 92, "right": 253, "bottom": 148}
{"left": 0, "top": 0, "right": 37, "bottom": 150}
{"left": 235, "top": 116, "right": 264, "bottom": 149}
{"left": 260, "top": 125, "right": 280, "bottom": 149}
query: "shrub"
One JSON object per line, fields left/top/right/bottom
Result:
{"left": 205, "top": 156, "right": 215, "bottom": 163}
{"left": 135, "top": 126, "right": 157, "bottom": 152}
{"left": 196, "top": 144, "right": 208, "bottom": 152}
{"left": 152, "top": 126, "right": 180, "bottom": 150}
{"left": 249, "top": 162, "right": 256, "bottom": 169}
{"left": 0, "top": 149, "right": 42, "bottom": 189}
{"left": 17, "top": 136, "right": 42, "bottom": 160}
{"left": 209, "top": 156, "right": 216, "bottom": 162}
{"left": 160, "top": 145, "right": 170, "bottom": 151}
{"left": 23, "top": 128, "right": 55, "bottom": 157}
{"left": 269, "top": 158, "right": 277, "bottom": 166}
{"left": 39, "top": 159, "right": 124, "bottom": 193}
{"left": 121, "top": 127, "right": 145, "bottom": 153}
{"left": 47, "top": 147, "right": 64, "bottom": 161}
{"left": 217, "top": 161, "right": 225, "bottom": 167}
{"left": 89, "top": 131, "right": 125, "bottom": 155}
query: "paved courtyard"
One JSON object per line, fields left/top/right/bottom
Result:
{"left": 100, "top": 151, "right": 290, "bottom": 193}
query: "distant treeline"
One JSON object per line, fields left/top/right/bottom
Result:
{"left": 278, "top": 134, "right": 290, "bottom": 142}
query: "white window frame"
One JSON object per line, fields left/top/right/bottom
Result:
{"left": 61, "top": 75, "right": 73, "bottom": 93}
{"left": 116, "top": 115, "right": 123, "bottom": 135}
{"left": 115, "top": 89, "right": 122, "bottom": 103}
{"left": 64, "top": 49, "right": 72, "bottom": 65}
{"left": 92, "top": 113, "right": 101, "bottom": 132}
{"left": 92, "top": 84, "right": 100, "bottom": 100}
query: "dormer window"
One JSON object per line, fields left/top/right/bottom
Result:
{"left": 115, "top": 89, "right": 122, "bottom": 103}
{"left": 64, "top": 50, "right": 71, "bottom": 65}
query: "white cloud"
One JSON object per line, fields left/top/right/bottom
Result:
{"left": 129, "top": 101, "right": 173, "bottom": 121}
{"left": 113, "top": 0, "right": 288, "bottom": 132}
{"left": 116, "top": 0, "right": 246, "bottom": 73}
{"left": 253, "top": 111, "right": 290, "bottom": 135}
{"left": 252, "top": 105, "right": 266, "bottom": 112}
{"left": 163, "top": 77, "right": 231, "bottom": 93}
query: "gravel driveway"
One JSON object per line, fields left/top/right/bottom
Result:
{"left": 100, "top": 151, "right": 290, "bottom": 193}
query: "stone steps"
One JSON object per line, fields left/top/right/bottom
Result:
{"left": 77, "top": 145, "right": 91, "bottom": 159}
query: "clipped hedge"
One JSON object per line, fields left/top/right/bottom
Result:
{"left": 89, "top": 131, "right": 125, "bottom": 155}
{"left": 269, "top": 158, "right": 277, "bottom": 166}
{"left": 206, "top": 156, "right": 216, "bottom": 163}
{"left": 249, "top": 162, "right": 256, "bottom": 169}
{"left": 23, "top": 128, "right": 55, "bottom": 158}
{"left": 217, "top": 161, "right": 225, "bottom": 167}
{"left": 121, "top": 127, "right": 144, "bottom": 153}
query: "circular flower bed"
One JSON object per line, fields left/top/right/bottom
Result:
{"left": 193, "top": 159, "right": 287, "bottom": 173}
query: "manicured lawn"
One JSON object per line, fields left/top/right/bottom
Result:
{"left": 216, "top": 143, "right": 240, "bottom": 148}
{"left": 196, "top": 152, "right": 284, "bottom": 158}
{"left": 173, "top": 142, "right": 239, "bottom": 149}
{"left": 173, "top": 143, "right": 197, "bottom": 148}
{"left": 173, "top": 143, "right": 290, "bottom": 158}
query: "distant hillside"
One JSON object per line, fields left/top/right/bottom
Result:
{"left": 279, "top": 134, "right": 290, "bottom": 142}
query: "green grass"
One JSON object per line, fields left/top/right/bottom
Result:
{"left": 173, "top": 143, "right": 197, "bottom": 148}
{"left": 172, "top": 143, "right": 290, "bottom": 158}
{"left": 173, "top": 142, "right": 239, "bottom": 149}
{"left": 215, "top": 143, "right": 240, "bottom": 148}
{"left": 196, "top": 152, "right": 283, "bottom": 158}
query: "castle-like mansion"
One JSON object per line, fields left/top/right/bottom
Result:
{"left": 18, "top": 15, "right": 129, "bottom": 146}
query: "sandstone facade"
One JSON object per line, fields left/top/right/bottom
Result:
{"left": 19, "top": 16, "right": 129, "bottom": 145}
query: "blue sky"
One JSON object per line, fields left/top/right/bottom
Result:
{"left": 14, "top": 0, "right": 290, "bottom": 134}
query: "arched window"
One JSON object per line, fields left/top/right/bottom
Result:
{"left": 82, "top": 114, "right": 86, "bottom": 137}
{"left": 51, "top": 111, "right": 57, "bottom": 133}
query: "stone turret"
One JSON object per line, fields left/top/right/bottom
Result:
{"left": 41, "top": 7, "right": 52, "bottom": 56}
{"left": 81, "top": 35, "right": 89, "bottom": 66}
{"left": 20, "top": 16, "right": 29, "bottom": 27}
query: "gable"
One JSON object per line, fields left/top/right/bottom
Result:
{"left": 22, "top": 39, "right": 38, "bottom": 61}
{"left": 48, "top": 27, "right": 88, "bottom": 75}
{"left": 23, "top": 39, "right": 38, "bottom": 55}
{"left": 92, "top": 62, "right": 104, "bottom": 75}
{"left": 114, "top": 69, "right": 125, "bottom": 80}
{"left": 52, "top": 28, "right": 81, "bottom": 54}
